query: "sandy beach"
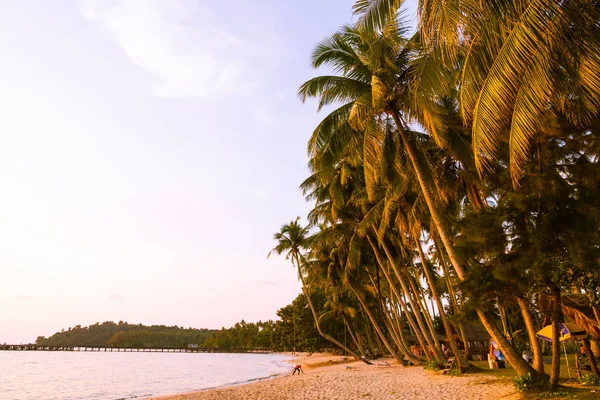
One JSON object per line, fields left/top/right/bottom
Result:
{"left": 152, "top": 354, "right": 520, "bottom": 400}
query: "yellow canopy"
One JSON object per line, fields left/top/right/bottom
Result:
{"left": 536, "top": 322, "right": 587, "bottom": 342}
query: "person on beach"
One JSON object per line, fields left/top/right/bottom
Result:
{"left": 292, "top": 364, "right": 304, "bottom": 375}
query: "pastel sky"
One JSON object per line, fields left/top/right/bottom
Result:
{"left": 0, "top": 0, "right": 417, "bottom": 343}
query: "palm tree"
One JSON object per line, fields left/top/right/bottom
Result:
{"left": 268, "top": 218, "right": 368, "bottom": 363}
{"left": 353, "top": 0, "right": 600, "bottom": 183}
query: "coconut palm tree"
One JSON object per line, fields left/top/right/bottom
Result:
{"left": 268, "top": 218, "right": 368, "bottom": 362}
{"left": 353, "top": 0, "right": 600, "bottom": 183}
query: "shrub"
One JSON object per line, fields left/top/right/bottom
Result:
{"left": 580, "top": 373, "right": 600, "bottom": 386}
{"left": 513, "top": 372, "right": 534, "bottom": 392}
{"left": 423, "top": 360, "right": 440, "bottom": 371}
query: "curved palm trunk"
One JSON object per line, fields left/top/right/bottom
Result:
{"left": 378, "top": 237, "right": 446, "bottom": 364}
{"left": 367, "top": 262, "right": 420, "bottom": 364}
{"left": 394, "top": 311, "right": 420, "bottom": 364}
{"left": 367, "top": 234, "right": 431, "bottom": 360}
{"left": 293, "top": 255, "right": 371, "bottom": 365}
{"left": 581, "top": 338, "right": 599, "bottom": 376}
{"left": 434, "top": 237, "right": 470, "bottom": 358}
{"left": 415, "top": 234, "right": 470, "bottom": 371}
{"left": 517, "top": 297, "right": 545, "bottom": 374}
{"left": 347, "top": 281, "right": 403, "bottom": 363}
{"left": 387, "top": 305, "right": 421, "bottom": 365}
{"left": 344, "top": 317, "right": 366, "bottom": 357}
{"left": 376, "top": 284, "right": 421, "bottom": 365}
{"left": 392, "top": 112, "right": 540, "bottom": 378}
{"left": 407, "top": 267, "right": 441, "bottom": 350}
{"left": 550, "top": 289, "right": 561, "bottom": 389}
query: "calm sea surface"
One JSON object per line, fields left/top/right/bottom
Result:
{"left": 0, "top": 351, "right": 292, "bottom": 400}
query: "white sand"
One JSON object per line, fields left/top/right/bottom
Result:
{"left": 152, "top": 354, "right": 521, "bottom": 400}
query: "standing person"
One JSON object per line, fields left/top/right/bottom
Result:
{"left": 441, "top": 343, "right": 448, "bottom": 358}
{"left": 292, "top": 365, "right": 303, "bottom": 375}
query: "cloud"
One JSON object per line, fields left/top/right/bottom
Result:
{"left": 78, "top": 0, "right": 258, "bottom": 98}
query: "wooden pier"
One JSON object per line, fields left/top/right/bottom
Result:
{"left": 0, "top": 344, "right": 272, "bottom": 354}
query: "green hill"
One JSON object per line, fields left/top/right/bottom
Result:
{"left": 35, "top": 321, "right": 217, "bottom": 348}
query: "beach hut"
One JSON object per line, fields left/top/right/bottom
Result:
{"left": 458, "top": 323, "right": 491, "bottom": 360}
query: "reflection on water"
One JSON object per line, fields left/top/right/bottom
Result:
{"left": 0, "top": 351, "right": 291, "bottom": 400}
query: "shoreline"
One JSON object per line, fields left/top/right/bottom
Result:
{"left": 141, "top": 352, "right": 304, "bottom": 400}
{"left": 150, "top": 354, "right": 520, "bottom": 400}
{"left": 146, "top": 352, "right": 335, "bottom": 400}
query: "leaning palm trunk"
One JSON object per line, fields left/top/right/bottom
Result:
{"left": 376, "top": 285, "right": 421, "bottom": 365}
{"left": 386, "top": 306, "right": 421, "bottom": 365}
{"left": 347, "top": 280, "right": 404, "bottom": 363}
{"left": 381, "top": 303, "right": 410, "bottom": 360}
{"left": 415, "top": 235, "right": 469, "bottom": 371}
{"left": 344, "top": 317, "right": 366, "bottom": 357}
{"left": 392, "top": 113, "right": 540, "bottom": 378}
{"left": 293, "top": 255, "right": 370, "bottom": 364}
{"left": 517, "top": 297, "right": 545, "bottom": 374}
{"left": 406, "top": 266, "right": 442, "bottom": 352}
{"left": 581, "top": 338, "right": 599, "bottom": 376}
{"left": 367, "top": 234, "right": 432, "bottom": 361}
{"left": 434, "top": 237, "right": 470, "bottom": 359}
{"left": 550, "top": 289, "right": 562, "bottom": 389}
{"left": 378, "top": 236, "right": 447, "bottom": 363}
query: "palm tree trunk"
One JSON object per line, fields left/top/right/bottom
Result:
{"left": 377, "top": 236, "right": 446, "bottom": 364}
{"left": 377, "top": 286, "right": 421, "bottom": 365}
{"left": 367, "top": 233, "right": 432, "bottom": 360}
{"left": 394, "top": 308, "right": 420, "bottom": 364}
{"left": 581, "top": 338, "right": 599, "bottom": 376}
{"left": 387, "top": 303, "right": 421, "bottom": 364}
{"left": 407, "top": 266, "right": 441, "bottom": 350}
{"left": 433, "top": 237, "right": 470, "bottom": 359}
{"left": 364, "top": 320, "right": 376, "bottom": 356}
{"left": 415, "top": 234, "right": 469, "bottom": 371}
{"left": 517, "top": 297, "right": 545, "bottom": 374}
{"left": 347, "top": 281, "right": 403, "bottom": 363}
{"left": 344, "top": 317, "right": 366, "bottom": 357}
{"left": 392, "top": 112, "right": 540, "bottom": 378}
{"left": 293, "top": 255, "right": 371, "bottom": 364}
{"left": 550, "top": 288, "right": 561, "bottom": 389}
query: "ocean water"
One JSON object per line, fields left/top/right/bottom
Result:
{"left": 0, "top": 351, "right": 292, "bottom": 400}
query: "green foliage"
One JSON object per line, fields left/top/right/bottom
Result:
{"left": 423, "top": 360, "right": 441, "bottom": 371}
{"left": 513, "top": 372, "right": 533, "bottom": 393}
{"left": 512, "top": 372, "right": 550, "bottom": 393}
{"left": 537, "top": 391, "right": 569, "bottom": 398}
{"left": 580, "top": 373, "right": 600, "bottom": 386}
{"left": 35, "top": 322, "right": 217, "bottom": 348}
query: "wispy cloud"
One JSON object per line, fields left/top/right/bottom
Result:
{"left": 78, "top": 0, "right": 258, "bottom": 97}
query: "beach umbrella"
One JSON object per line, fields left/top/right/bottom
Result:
{"left": 535, "top": 323, "right": 587, "bottom": 342}
{"left": 536, "top": 323, "right": 587, "bottom": 382}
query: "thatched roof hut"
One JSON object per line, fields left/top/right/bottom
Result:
{"left": 460, "top": 322, "right": 491, "bottom": 342}
{"left": 539, "top": 293, "right": 600, "bottom": 341}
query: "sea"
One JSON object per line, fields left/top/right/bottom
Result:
{"left": 0, "top": 351, "right": 293, "bottom": 400}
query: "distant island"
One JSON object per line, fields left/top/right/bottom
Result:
{"left": 34, "top": 294, "right": 342, "bottom": 352}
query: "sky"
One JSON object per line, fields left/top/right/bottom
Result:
{"left": 0, "top": 0, "right": 417, "bottom": 343}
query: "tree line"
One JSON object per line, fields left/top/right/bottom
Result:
{"left": 33, "top": 296, "right": 351, "bottom": 352}
{"left": 35, "top": 321, "right": 217, "bottom": 348}
{"left": 268, "top": 0, "right": 600, "bottom": 390}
